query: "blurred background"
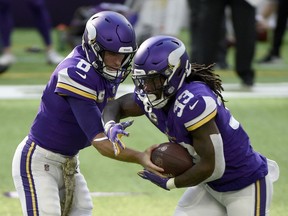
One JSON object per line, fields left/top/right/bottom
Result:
{"left": 11, "top": 0, "right": 122, "bottom": 27}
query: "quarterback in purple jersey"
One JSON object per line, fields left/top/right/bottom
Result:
{"left": 102, "top": 35, "right": 280, "bottom": 215}
{"left": 12, "top": 11, "right": 162, "bottom": 216}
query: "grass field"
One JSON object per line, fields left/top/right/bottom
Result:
{"left": 0, "top": 28, "right": 288, "bottom": 215}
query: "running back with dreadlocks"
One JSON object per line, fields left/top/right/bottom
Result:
{"left": 187, "top": 63, "right": 226, "bottom": 104}
{"left": 102, "top": 35, "right": 278, "bottom": 216}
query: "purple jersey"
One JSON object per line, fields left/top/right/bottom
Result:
{"left": 135, "top": 81, "right": 267, "bottom": 192}
{"left": 29, "top": 46, "right": 118, "bottom": 156}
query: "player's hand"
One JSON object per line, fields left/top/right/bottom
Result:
{"left": 104, "top": 120, "right": 134, "bottom": 156}
{"left": 138, "top": 169, "right": 171, "bottom": 191}
{"left": 140, "top": 144, "right": 165, "bottom": 173}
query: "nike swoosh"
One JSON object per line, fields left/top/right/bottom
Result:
{"left": 76, "top": 71, "right": 87, "bottom": 79}
{"left": 189, "top": 100, "right": 199, "bottom": 110}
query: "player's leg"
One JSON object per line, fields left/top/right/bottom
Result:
{"left": 271, "top": 0, "right": 288, "bottom": 57}
{"left": 69, "top": 172, "right": 93, "bottom": 216}
{"left": 0, "top": 0, "right": 13, "bottom": 48}
{"left": 0, "top": 0, "right": 16, "bottom": 69}
{"left": 12, "top": 137, "right": 63, "bottom": 215}
{"left": 195, "top": 0, "right": 226, "bottom": 65}
{"left": 174, "top": 184, "right": 227, "bottom": 216}
{"left": 26, "top": 0, "right": 64, "bottom": 64}
{"left": 227, "top": 176, "right": 273, "bottom": 216}
{"left": 206, "top": 173, "right": 275, "bottom": 216}
{"left": 226, "top": 159, "right": 278, "bottom": 216}
{"left": 26, "top": 0, "right": 51, "bottom": 47}
{"left": 230, "top": 0, "right": 256, "bottom": 86}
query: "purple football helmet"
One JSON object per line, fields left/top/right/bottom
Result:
{"left": 82, "top": 11, "right": 137, "bottom": 83}
{"left": 132, "top": 35, "right": 191, "bottom": 109}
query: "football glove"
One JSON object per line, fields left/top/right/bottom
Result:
{"left": 138, "top": 170, "right": 174, "bottom": 191}
{"left": 104, "top": 120, "right": 134, "bottom": 156}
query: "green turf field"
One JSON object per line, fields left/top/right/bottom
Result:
{"left": 0, "top": 28, "right": 287, "bottom": 215}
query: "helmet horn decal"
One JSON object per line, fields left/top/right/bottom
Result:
{"left": 86, "top": 19, "right": 97, "bottom": 41}
{"left": 168, "top": 43, "right": 185, "bottom": 66}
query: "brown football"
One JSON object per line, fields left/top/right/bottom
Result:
{"left": 151, "top": 142, "right": 194, "bottom": 177}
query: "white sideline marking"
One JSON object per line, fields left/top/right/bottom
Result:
{"left": 2, "top": 84, "right": 287, "bottom": 199}
{"left": 0, "top": 83, "right": 288, "bottom": 99}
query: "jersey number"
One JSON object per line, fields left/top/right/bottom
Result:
{"left": 77, "top": 59, "right": 91, "bottom": 72}
{"left": 174, "top": 90, "right": 194, "bottom": 117}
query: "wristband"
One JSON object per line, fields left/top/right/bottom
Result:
{"left": 93, "top": 137, "right": 108, "bottom": 142}
{"left": 104, "top": 120, "right": 116, "bottom": 133}
{"left": 166, "top": 178, "right": 176, "bottom": 190}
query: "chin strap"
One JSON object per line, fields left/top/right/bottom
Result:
{"left": 175, "top": 60, "right": 192, "bottom": 92}
{"left": 185, "top": 61, "right": 192, "bottom": 77}
{"left": 143, "top": 93, "right": 169, "bottom": 109}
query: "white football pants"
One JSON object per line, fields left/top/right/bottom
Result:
{"left": 174, "top": 159, "right": 279, "bottom": 216}
{"left": 12, "top": 137, "right": 93, "bottom": 216}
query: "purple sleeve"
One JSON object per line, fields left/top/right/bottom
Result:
{"left": 173, "top": 89, "right": 217, "bottom": 132}
{"left": 66, "top": 96, "right": 104, "bottom": 142}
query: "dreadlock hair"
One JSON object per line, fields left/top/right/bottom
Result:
{"left": 186, "top": 63, "right": 226, "bottom": 104}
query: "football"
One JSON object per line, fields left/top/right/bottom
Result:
{"left": 151, "top": 142, "right": 194, "bottom": 177}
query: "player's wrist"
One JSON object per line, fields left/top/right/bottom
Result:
{"left": 166, "top": 178, "right": 176, "bottom": 190}
{"left": 104, "top": 120, "right": 116, "bottom": 133}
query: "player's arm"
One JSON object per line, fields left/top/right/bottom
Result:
{"left": 102, "top": 92, "right": 144, "bottom": 123}
{"left": 102, "top": 93, "right": 145, "bottom": 155}
{"left": 138, "top": 118, "right": 225, "bottom": 190}
{"left": 66, "top": 95, "right": 162, "bottom": 171}
{"left": 92, "top": 132, "right": 162, "bottom": 173}
{"left": 174, "top": 118, "right": 225, "bottom": 188}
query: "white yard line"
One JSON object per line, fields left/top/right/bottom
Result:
{"left": 0, "top": 83, "right": 288, "bottom": 99}
{"left": 2, "top": 82, "right": 288, "bottom": 199}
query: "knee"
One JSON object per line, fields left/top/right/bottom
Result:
{"left": 70, "top": 196, "right": 93, "bottom": 216}
{"left": 71, "top": 174, "right": 93, "bottom": 214}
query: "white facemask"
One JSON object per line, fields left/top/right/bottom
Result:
{"left": 143, "top": 93, "right": 169, "bottom": 109}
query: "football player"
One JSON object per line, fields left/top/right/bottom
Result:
{"left": 0, "top": 0, "right": 64, "bottom": 71}
{"left": 102, "top": 35, "right": 280, "bottom": 216}
{"left": 12, "top": 11, "right": 161, "bottom": 216}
